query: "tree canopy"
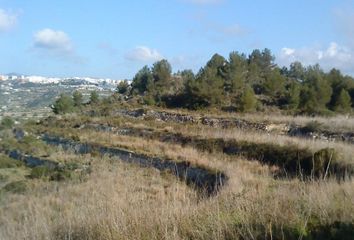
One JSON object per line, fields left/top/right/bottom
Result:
{"left": 55, "top": 48, "right": 354, "bottom": 115}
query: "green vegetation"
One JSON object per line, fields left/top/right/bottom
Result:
{"left": 333, "top": 88, "right": 352, "bottom": 113}
{"left": 0, "top": 135, "right": 52, "bottom": 156}
{"left": 238, "top": 86, "right": 257, "bottom": 112}
{"left": 88, "top": 48, "right": 354, "bottom": 116}
{"left": 2, "top": 180, "right": 27, "bottom": 194}
{"left": 0, "top": 117, "right": 14, "bottom": 130}
{"left": 6, "top": 49, "right": 354, "bottom": 239}
{"left": 2, "top": 106, "right": 354, "bottom": 239}
{"left": 116, "top": 80, "right": 130, "bottom": 95}
{"left": 73, "top": 90, "right": 83, "bottom": 107}
{"left": 52, "top": 94, "right": 75, "bottom": 114}
{"left": 89, "top": 91, "right": 100, "bottom": 104}
{"left": 0, "top": 154, "right": 23, "bottom": 168}
{"left": 29, "top": 166, "right": 73, "bottom": 181}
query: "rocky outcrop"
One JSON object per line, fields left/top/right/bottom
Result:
{"left": 79, "top": 123, "right": 353, "bottom": 180}
{"left": 7, "top": 150, "right": 58, "bottom": 169}
{"left": 111, "top": 109, "right": 268, "bottom": 130}
{"left": 108, "top": 109, "right": 354, "bottom": 144}
{"left": 42, "top": 135, "right": 227, "bottom": 196}
{"left": 288, "top": 126, "right": 354, "bottom": 144}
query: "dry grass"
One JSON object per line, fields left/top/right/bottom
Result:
{"left": 54, "top": 115, "right": 354, "bottom": 165}
{"left": 0, "top": 158, "right": 198, "bottom": 240}
{"left": 114, "top": 106, "right": 354, "bottom": 132}
{"left": 1, "top": 113, "right": 352, "bottom": 239}
{"left": 1, "top": 153, "right": 353, "bottom": 240}
{"left": 236, "top": 113, "right": 354, "bottom": 132}
{"left": 171, "top": 124, "right": 354, "bottom": 164}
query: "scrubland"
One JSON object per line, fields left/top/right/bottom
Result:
{"left": 0, "top": 110, "right": 353, "bottom": 239}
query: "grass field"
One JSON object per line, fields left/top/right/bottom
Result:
{"left": 0, "top": 108, "right": 353, "bottom": 239}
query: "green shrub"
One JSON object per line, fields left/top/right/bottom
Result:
{"left": 0, "top": 117, "right": 15, "bottom": 130}
{"left": 3, "top": 180, "right": 27, "bottom": 194}
{"left": 116, "top": 80, "right": 130, "bottom": 95}
{"left": 73, "top": 90, "right": 84, "bottom": 107}
{"left": 52, "top": 94, "right": 75, "bottom": 114}
{"left": 29, "top": 166, "right": 53, "bottom": 179}
{"left": 89, "top": 91, "right": 100, "bottom": 104}
{"left": 29, "top": 165, "right": 80, "bottom": 182}
{"left": 333, "top": 89, "right": 352, "bottom": 113}
{"left": 303, "top": 121, "right": 322, "bottom": 133}
{"left": 0, "top": 155, "right": 23, "bottom": 168}
{"left": 239, "top": 86, "right": 257, "bottom": 112}
{"left": 0, "top": 173, "right": 9, "bottom": 182}
{"left": 49, "top": 169, "right": 72, "bottom": 181}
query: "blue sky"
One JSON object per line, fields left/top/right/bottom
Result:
{"left": 0, "top": 0, "right": 354, "bottom": 79}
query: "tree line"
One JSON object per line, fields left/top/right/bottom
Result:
{"left": 121, "top": 49, "right": 353, "bottom": 114}
{"left": 52, "top": 91, "right": 99, "bottom": 114}
{"left": 53, "top": 48, "right": 354, "bottom": 115}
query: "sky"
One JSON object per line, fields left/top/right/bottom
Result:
{"left": 0, "top": 0, "right": 354, "bottom": 79}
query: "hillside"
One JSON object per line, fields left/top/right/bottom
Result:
{"left": 0, "top": 95, "right": 353, "bottom": 239}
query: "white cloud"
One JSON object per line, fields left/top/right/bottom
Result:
{"left": 0, "top": 9, "right": 18, "bottom": 32}
{"left": 125, "top": 46, "right": 163, "bottom": 62}
{"left": 32, "top": 28, "right": 85, "bottom": 63}
{"left": 34, "top": 28, "right": 73, "bottom": 53}
{"left": 282, "top": 47, "right": 295, "bottom": 56}
{"left": 278, "top": 42, "right": 354, "bottom": 74}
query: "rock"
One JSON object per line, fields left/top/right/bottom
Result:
{"left": 265, "top": 123, "right": 290, "bottom": 134}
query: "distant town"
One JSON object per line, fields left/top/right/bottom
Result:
{"left": 0, "top": 73, "right": 123, "bottom": 119}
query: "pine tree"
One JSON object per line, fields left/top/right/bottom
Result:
{"left": 151, "top": 59, "right": 173, "bottom": 103}
{"left": 285, "top": 81, "right": 301, "bottom": 110}
{"left": 333, "top": 89, "right": 352, "bottom": 113}
{"left": 116, "top": 80, "right": 130, "bottom": 95}
{"left": 52, "top": 94, "right": 75, "bottom": 114}
{"left": 131, "top": 66, "right": 153, "bottom": 95}
{"left": 239, "top": 86, "right": 257, "bottom": 112}
{"left": 226, "top": 52, "right": 247, "bottom": 96}
{"left": 184, "top": 54, "right": 227, "bottom": 109}
{"left": 89, "top": 91, "right": 99, "bottom": 104}
{"left": 263, "top": 68, "right": 286, "bottom": 98}
{"left": 300, "top": 65, "right": 332, "bottom": 112}
{"left": 72, "top": 91, "right": 83, "bottom": 107}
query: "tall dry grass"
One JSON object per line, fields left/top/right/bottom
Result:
{"left": 1, "top": 153, "right": 353, "bottom": 240}
{"left": 55, "top": 116, "right": 354, "bottom": 165}
{"left": 4, "top": 114, "right": 350, "bottom": 239}
{"left": 112, "top": 106, "right": 354, "bottom": 132}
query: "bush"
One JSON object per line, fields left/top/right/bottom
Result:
{"left": 0, "top": 117, "right": 14, "bottom": 130}
{"left": 29, "top": 166, "right": 53, "bottom": 179}
{"left": 0, "top": 173, "right": 8, "bottom": 182}
{"left": 238, "top": 86, "right": 257, "bottom": 112}
{"left": 89, "top": 91, "right": 100, "bottom": 104}
{"left": 116, "top": 80, "right": 130, "bottom": 95}
{"left": 49, "top": 169, "right": 72, "bottom": 181}
{"left": 333, "top": 89, "right": 352, "bottom": 113}
{"left": 3, "top": 181, "right": 27, "bottom": 194}
{"left": 29, "top": 165, "right": 79, "bottom": 182}
{"left": 52, "top": 94, "right": 75, "bottom": 114}
{"left": 73, "top": 90, "right": 83, "bottom": 107}
{"left": 0, "top": 155, "right": 23, "bottom": 168}
{"left": 302, "top": 121, "right": 323, "bottom": 133}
